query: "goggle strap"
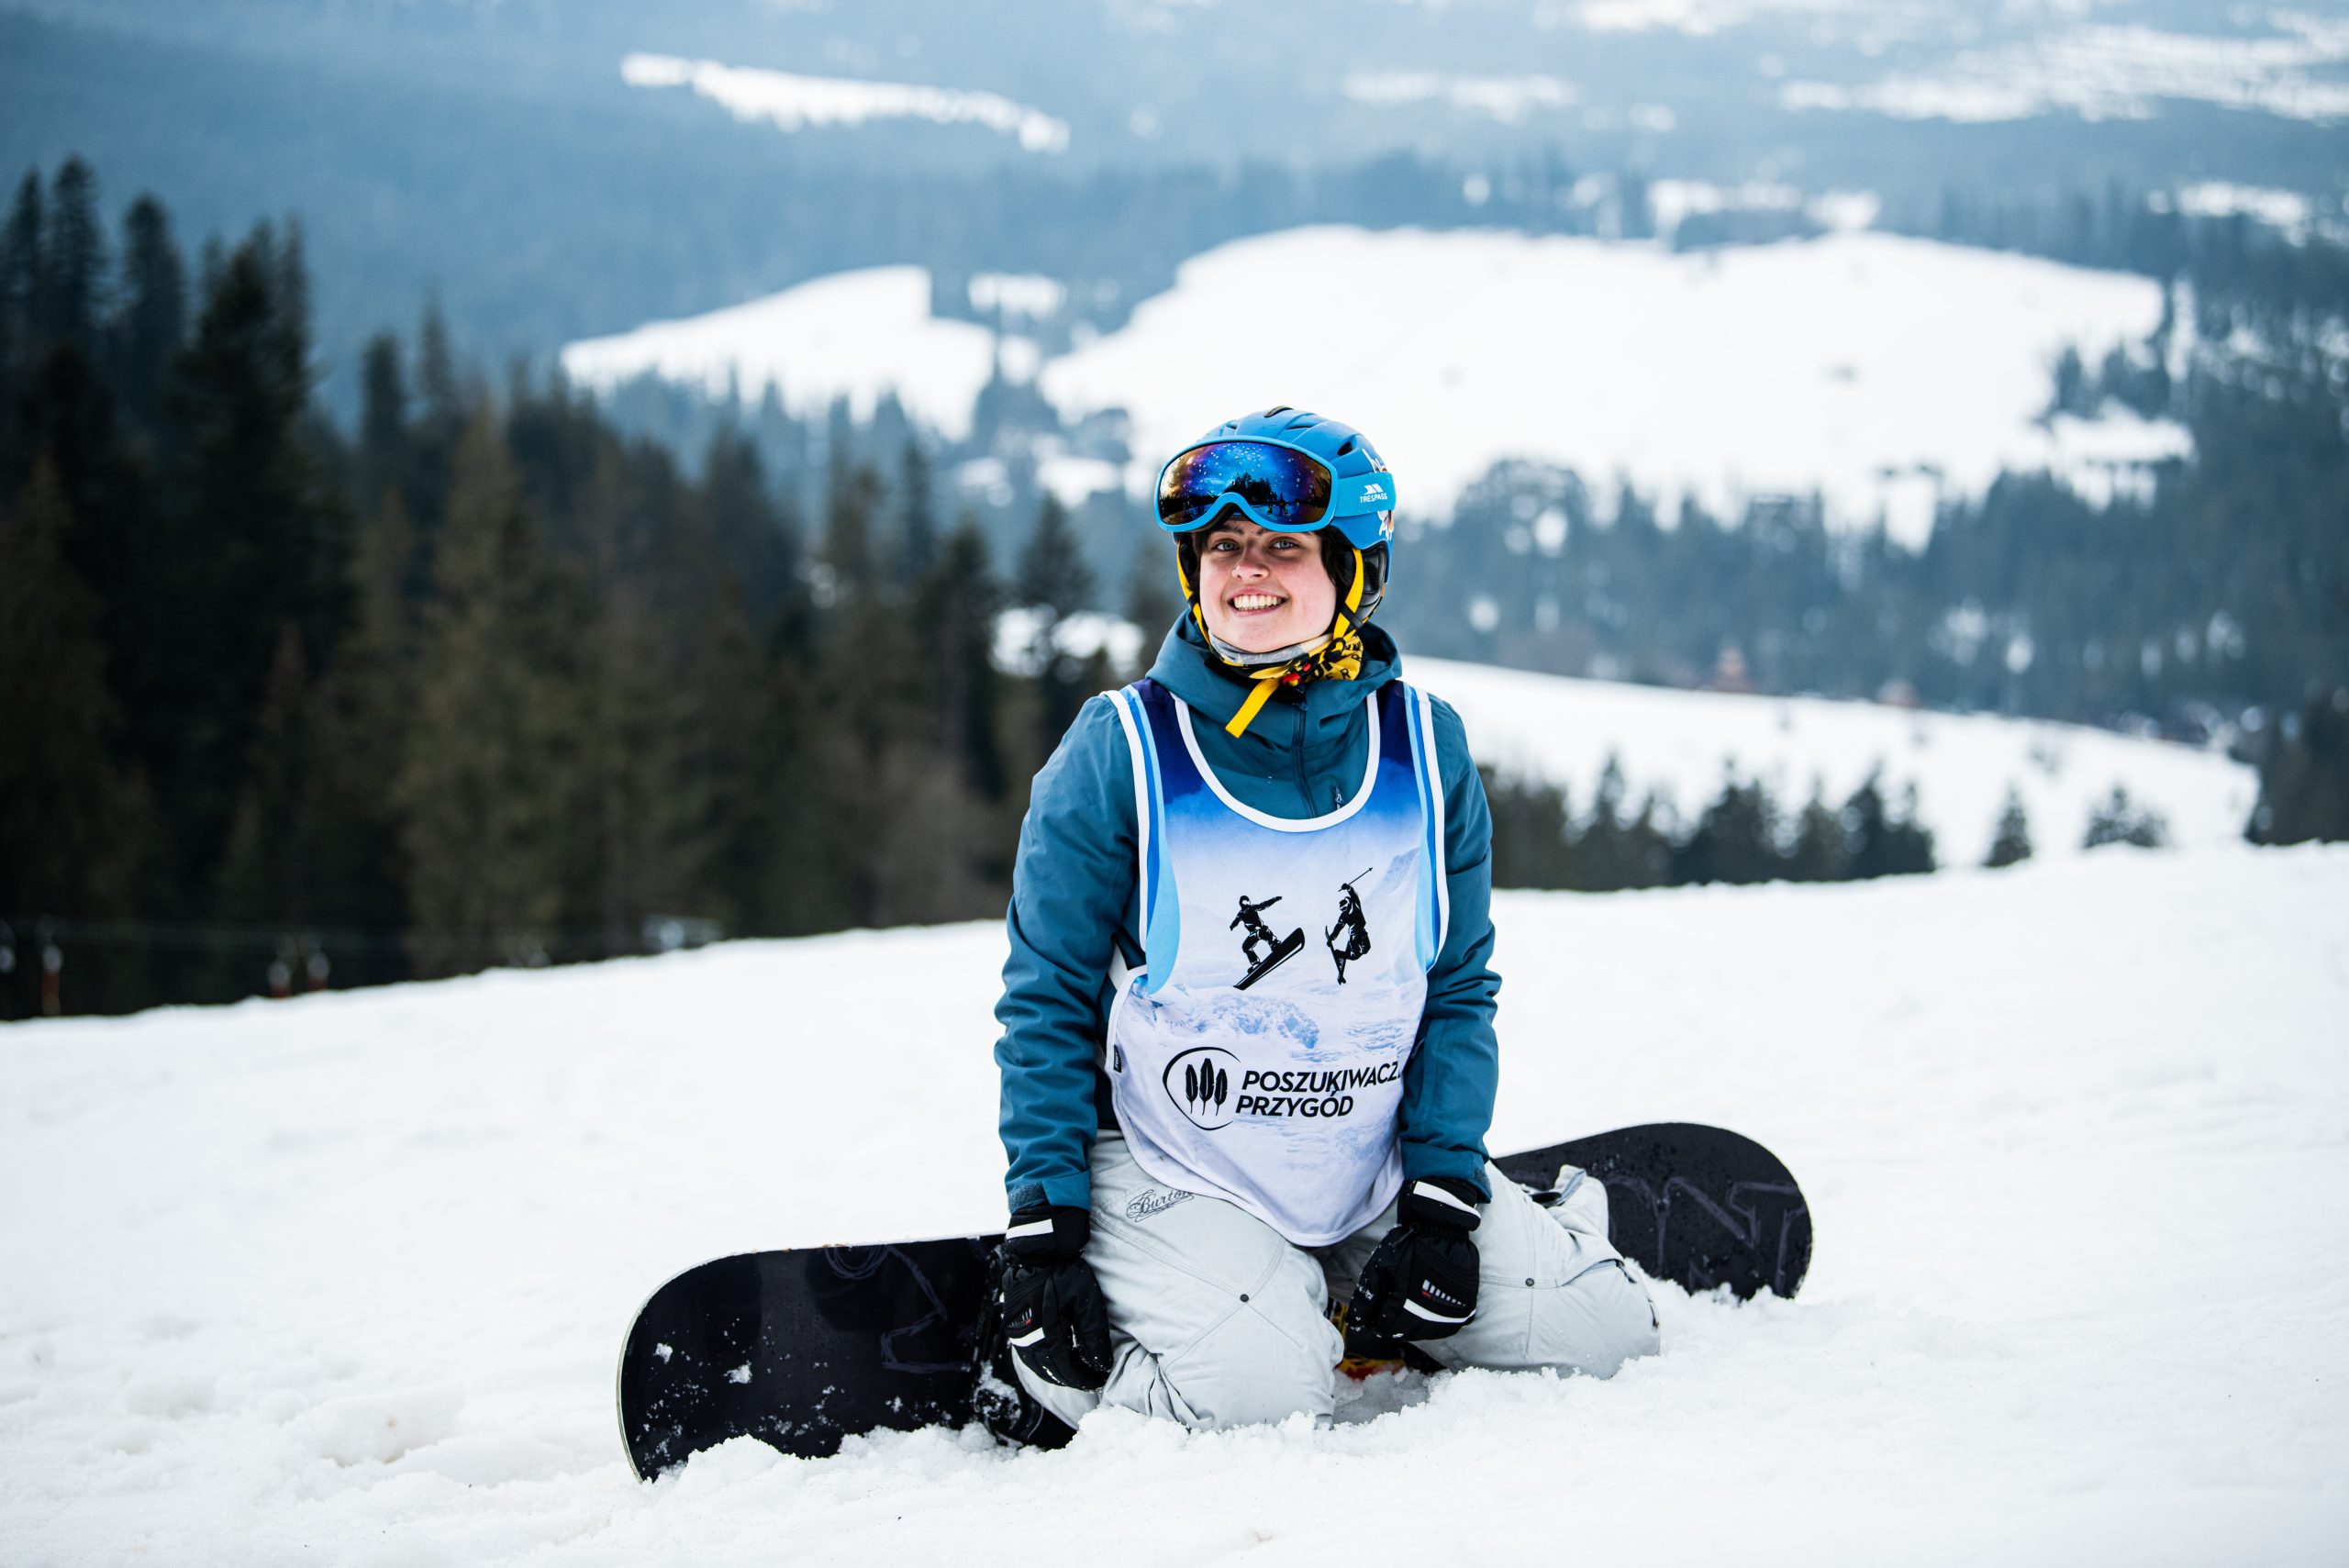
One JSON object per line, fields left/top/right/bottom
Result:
{"left": 1174, "top": 549, "right": 1212, "bottom": 641}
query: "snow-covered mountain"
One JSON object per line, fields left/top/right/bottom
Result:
{"left": 562, "top": 227, "right": 2189, "bottom": 543}
{"left": 4, "top": 845, "right": 2345, "bottom": 1562}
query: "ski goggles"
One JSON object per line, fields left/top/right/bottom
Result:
{"left": 1154, "top": 439, "right": 1397, "bottom": 535}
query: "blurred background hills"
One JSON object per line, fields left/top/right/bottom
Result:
{"left": 2, "top": 0, "right": 2344, "bottom": 1014}
{"left": 8, "top": 0, "right": 2347, "bottom": 390}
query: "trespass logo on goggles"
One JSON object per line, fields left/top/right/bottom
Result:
{"left": 1155, "top": 439, "right": 1397, "bottom": 534}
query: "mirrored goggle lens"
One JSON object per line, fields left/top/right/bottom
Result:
{"left": 1155, "top": 441, "right": 1333, "bottom": 531}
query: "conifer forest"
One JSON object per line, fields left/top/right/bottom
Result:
{"left": 3, "top": 155, "right": 2345, "bottom": 1017}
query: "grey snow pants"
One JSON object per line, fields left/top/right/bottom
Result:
{"left": 1014, "top": 1133, "right": 1661, "bottom": 1432}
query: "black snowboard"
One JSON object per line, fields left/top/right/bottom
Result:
{"left": 618, "top": 1122, "right": 1809, "bottom": 1478}
{"left": 1234, "top": 928, "right": 1306, "bottom": 990}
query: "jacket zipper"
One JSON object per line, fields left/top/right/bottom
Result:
{"left": 1292, "top": 706, "right": 1313, "bottom": 815}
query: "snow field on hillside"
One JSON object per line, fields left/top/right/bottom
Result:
{"left": 1418, "top": 657, "right": 2256, "bottom": 865}
{"left": 4, "top": 847, "right": 2346, "bottom": 1564}
{"left": 562, "top": 227, "right": 2187, "bottom": 545}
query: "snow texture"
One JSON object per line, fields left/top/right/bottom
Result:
{"left": 1415, "top": 656, "right": 2254, "bottom": 866}
{"left": 5, "top": 831, "right": 2345, "bottom": 1560}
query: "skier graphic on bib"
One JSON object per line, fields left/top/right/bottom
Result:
{"left": 985, "top": 407, "right": 1659, "bottom": 1444}
{"left": 1325, "top": 874, "right": 1372, "bottom": 984}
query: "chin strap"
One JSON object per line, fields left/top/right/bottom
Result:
{"left": 1180, "top": 548, "right": 1369, "bottom": 739}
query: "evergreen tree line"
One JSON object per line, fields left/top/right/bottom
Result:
{"left": 1393, "top": 338, "right": 2347, "bottom": 814}
{"left": 1483, "top": 762, "right": 2184, "bottom": 892}
{"left": 0, "top": 161, "right": 1121, "bottom": 1018}
{"left": 1482, "top": 760, "right": 1937, "bottom": 892}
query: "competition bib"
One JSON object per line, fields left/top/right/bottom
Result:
{"left": 1105, "top": 677, "right": 1450, "bottom": 1246}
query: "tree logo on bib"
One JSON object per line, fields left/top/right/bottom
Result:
{"left": 1164, "top": 1046, "right": 1241, "bottom": 1131}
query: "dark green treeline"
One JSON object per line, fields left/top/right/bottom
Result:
{"left": 0, "top": 162, "right": 1101, "bottom": 1018}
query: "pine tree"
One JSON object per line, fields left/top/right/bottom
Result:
{"left": 572, "top": 439, "right": 727, "bottom": 953}
{"left": 1, "top": 172, "right": 48, "bottom": 375}
{"left": 822, "top": 460, "right": 883, "bottom": 608}
{"left": 1675, "top": 771, "right": 1784, "bottom": 885}
{"left": 1842, "top": 769, "right": 1894, "bottom": 879}
{"left": 109, "top": 194, "right": 184, "bottom": 440}
{"left": 1019, "top": 495, "right": 1098, "bottom": 756}
{"left": 896, "top": 436, "right": 937, "bottom": 584}
{"left": 47, "top": 159, "right": 106, "bottom": 354}
{"left": 0, "top": 458, "right": 143, "bottom": 917}
{"left": 1881, "top": 783, "right": 1938, "bottom": 875}
{"left": 1017, "top": 494, "right": 1092, "bottom": 620}
{"left": 918, "top": 517, "right": 1008, "bottom": 803}
{"left": 395, "top": 413, "right": 579, "bottom": 974}
{"left": 303, "top": 487, "right": 418, "bottom": 934}
{"left": 1985, "top": 786, "right": 2033, "bottom": 868}
{"left": 1574, "top": 755, "right": 1638, "bottom": 890}
{"left": 1786, "top": 784, "right": 1848, "bottom": 882}
{"left": 356, "top": 332, "right": 408, "bottom": 518}
{"left": 157, "top": 221, "right": 343, "bottom": 894}
{"left": 214, "top": 625, "right": 324, "bottom": 929}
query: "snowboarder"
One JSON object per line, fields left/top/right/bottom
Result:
{"left": 1230, "top": 894, "right": 1286, "bottom": 968}
{"left": 988, "top": 408, "right": 1658, "bottom": 1441}
{"left": 1324, "top": 874, "right": 1371, "bottom": 984}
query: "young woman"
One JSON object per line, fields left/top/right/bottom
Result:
{"left": 987, "top": 407, "right": 1658, "bottom": 1439}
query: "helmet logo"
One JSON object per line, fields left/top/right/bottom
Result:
{"left": 1356, "top": 479, "right": 1389, "bottom": 505}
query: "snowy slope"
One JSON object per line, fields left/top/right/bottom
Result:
{"left": 562, "top": 266, "right": 999, "bottom": 437}
{"left": 1413, "top": 657, "right": 2255, "bottom": 865}
{"left": 1039, "top": 228, "right": 2184, "bottom": 541}
{"left": 5, "top": 847, "right": 2347, "bottom": 1564}
{"left": 562, "top": 228, "right": 2188, "bottom": 545}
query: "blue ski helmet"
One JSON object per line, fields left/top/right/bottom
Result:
{"left": 1157, "top": 406, "right": 1396, "bottom": 633}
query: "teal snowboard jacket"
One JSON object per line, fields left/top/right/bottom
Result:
{"left": 994, "top": 617, "right": 1502, "bottom": 1216}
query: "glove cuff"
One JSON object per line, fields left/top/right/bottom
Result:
{"left": 1005, "top": 1205, "right": 1092, "bottom": 1261}
{"left": 1397, "top": 1175, "right": 1485, "bottom": 1231}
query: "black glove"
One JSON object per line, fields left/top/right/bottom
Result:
{"left": 1343, "top": 1175, "right": 1486, "bottom": 1357}
{"left": 996, "top": 1206, "right": 1113, "bottom": 1392}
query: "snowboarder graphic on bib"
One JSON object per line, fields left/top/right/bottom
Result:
{"left": 1230, "top": 894, "right": 1304, "bottom": 987}
{"left": 1325, "top": 874, "right": 1372, "bottom": 984}
{"left": 985, "top": 408, "right": 1658, "bottom": 1443}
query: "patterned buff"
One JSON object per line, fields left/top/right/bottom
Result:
{"left": 1223, "top": 626, "right": 1365, "bottom": 736}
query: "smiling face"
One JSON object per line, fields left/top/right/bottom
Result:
{"left": 1194, "top": 516, "right": 1340, "bottom": 654}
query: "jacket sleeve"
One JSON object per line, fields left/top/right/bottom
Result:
{"left": 994, "top": 694, "right": 1140, "bottom": 1215}
{"left": 1398, "top": 696, "right": 1501, "bottom": 1199}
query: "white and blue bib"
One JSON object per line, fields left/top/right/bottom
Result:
{"left": 1105, "top": 678, "right": 1451, "bottom": 1246}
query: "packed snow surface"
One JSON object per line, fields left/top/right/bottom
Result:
{"left": 6, "top": 840, "right": 2346, "bottom": 1563}
{"left": 564, "top": 228, "right": 2187, "bottom": 545}
{"left": 1415, "top": 656, "right": 2255, "bottom": 865}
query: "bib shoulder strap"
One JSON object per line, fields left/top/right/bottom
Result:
{"left": 1111, "top": 683, "right": 1186, "bottom": 971}
{"left": 1395, "top": 680, "right": 1453, "bottom": 964}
